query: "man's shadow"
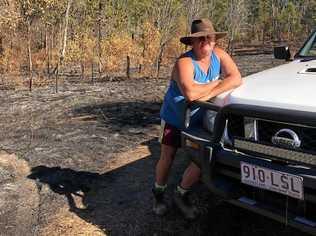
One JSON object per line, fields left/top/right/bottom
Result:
{"left": 28, "top": 139, "right": 208, "bottom": 235}
{"left": 27, "top": 143, "right": 302, "bottom": 236}
{"left": 28, "top": 165, "right": 100, "bottom": 213}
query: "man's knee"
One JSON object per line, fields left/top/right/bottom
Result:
{"left": 160, "top": 144, "right": 177, "bottom": 161}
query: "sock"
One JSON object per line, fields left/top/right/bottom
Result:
{"left": 154, "top": 182, "right": 167, "bottom": 192}
{"left": 176, "top": 185, "right": 189, "bottom": 195}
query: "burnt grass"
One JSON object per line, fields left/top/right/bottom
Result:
{"left": 0, "top": 54, "right": 307, "bottom": 235}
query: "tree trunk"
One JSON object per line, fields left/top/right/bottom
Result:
{"left": 91, "top": 61, "right": 94, "bottom": 83}
{"left": 0, "top": 37, "right": 3, "bottom": 55}
{"left": 45, "top": 27, "right": 49, "bottom": 76}
{"left": 98, "top": 0, "right": 102, "bottom": 80}
{"left": 138, "top": 64, "right": 142, "bottom": 74}
{"left": 226, "top": 29, "right": 235, "bottom": 56}
{"left": 126, "top": 55, "right": 130, "bottom": 79}
{"left": 61, "top": 0, "right": 72, "bottom": 61}
{"left": 80, "top": 33, "right": 84, "bottom": 79}
{"left": 54, "top": 23, "right": 62, "bottom": 92}
{"left": 139, "top": 34, "right": 146, "bottom": 74}
{"left": 48, "top": 26, "right": 53, "bottom": 79}
{"left": 262, "top": 27, "right": 265, "bottom": 46}
{"left": 27, "top": 19, "right": 33, "bottom": 92}
{"left": 51, "top": 25, "right": 54, "bottom": 51}
{"left": 40, "top": 29, "right": 44, "bottom": 49}
{"left": 155, "top": 43, "right": 165, "bottom": 79}
{"left": 55, "top": 65, "right": 58, "bottom": 93}
{"left": 55, "top": 0, "right": 73, "bottom": 93}
{"left": 81, "top": 62, "right": 84, "bottom": 80}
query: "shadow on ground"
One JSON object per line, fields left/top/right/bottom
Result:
{"left": 72, "top": 101, "right": 162, "bottom": 133}
{"left": 28, "top": 139, "right": 306, "bottom": 236}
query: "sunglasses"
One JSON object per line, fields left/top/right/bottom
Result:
{"left": 197, "top": 36, "right": 216, "bottom": 42}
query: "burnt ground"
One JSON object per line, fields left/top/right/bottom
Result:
{"left": 0, "top": 54, "right": 308, "bottom": 235}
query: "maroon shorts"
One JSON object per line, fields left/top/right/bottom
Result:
{"left": 159, "top": 120, "right": 181, "bottom": 148}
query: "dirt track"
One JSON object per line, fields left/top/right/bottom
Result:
{"left": 0, "top": 54, "right": 308, "bottom": 235}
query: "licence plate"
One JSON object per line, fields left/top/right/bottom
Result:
{"left": 241, "top": 162, "right": 304, "bottom": 200}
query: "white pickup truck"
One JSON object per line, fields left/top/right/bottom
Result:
{"left": 181, "top": 30, "right": 316, "bottom": 234}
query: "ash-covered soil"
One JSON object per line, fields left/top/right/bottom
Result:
{"left": 0, "top": 54, "right": 307, "bottom": 235}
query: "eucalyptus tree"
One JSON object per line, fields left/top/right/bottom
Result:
{"left": 53, "top": 0, "right": 73, "bottom": 92}
{"left": 185, "top": 0, "right": 205, "bottom": 34}
{"left": 244, "top": 0, "right": 260, "bottom": 41}
{"left": 225, "top": 0, "right": 247, "bottom": 54}
{"left": 0, "top": 0, "right": 19, "bottom": 56}
{"left": 150, "top": 0, "right": 183, "bottom": 78}
{"left": 278, "top": 2, "right": 301, "bottom": 41}
{"left": 41, "top": 0, "right": 68, "bottom": 77}
{"left": 258, "top": 0, "right": 272, "bottom": 44}
{"left": 17, "top": 0, "right": 52, "bottom": 91}
{"left": 68, "top": 0, "right": 98, "bottom": 79}
{"left": 290, "top": 0, "right": 315, "bottom": 39}
{"left": 301, "top": 0, "right": 316, "bottom": 34}
{"left": 126, "top": 0, "right": 153, "bottom": 74}
{"left": 0, "top": 0, "right": 20, "bottom": 78}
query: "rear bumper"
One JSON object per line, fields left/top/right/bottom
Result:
{"left": 181, "top": 130, "right": 316, "bottom": 235}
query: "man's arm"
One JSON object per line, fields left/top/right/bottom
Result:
{"left": 173, "top": 57, "right": 221, "bottom": 102}
{"left": 197, "top": 47, "right": 242, "bottom": 101}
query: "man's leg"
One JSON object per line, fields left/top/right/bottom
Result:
{"left": 153, "top": 144, "right": 177, "bottom": 216}
{"left": 173, "top": 162, "right": 201, "bottom": 220}
{"left": 180, "top": 162, "right": 201, "bottom": 189}
{"left": 155, "top": 144, "right": 177, "bottom": 185}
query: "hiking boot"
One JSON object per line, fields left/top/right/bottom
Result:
{"left": 152, "top": 187, "right": 168, "bottom": 216}
{"left": 173, "top": 189, "right": 199, "bottom": 220}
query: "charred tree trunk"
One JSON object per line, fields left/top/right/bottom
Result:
{"left": 0, "top": 37, "right": 3, "bottom": 56}
{"left": 139, "top": 34, "right": 145, "bottom": 74}
{"left": 27, "top": 19, "right": 33, "bottom": 92}
{"left": 126, "top": 55, "right": 130, "bottom": 79}
{"left": 155, "top": 43, "right": 165, "bottom": 79}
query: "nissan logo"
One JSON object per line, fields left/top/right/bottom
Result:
{"left": 271, "top": 129, "right": 301, "bottom": 149}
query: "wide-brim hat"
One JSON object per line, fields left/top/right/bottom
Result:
{"left": 180, "top": 18, "right": 227, "bottom": 45}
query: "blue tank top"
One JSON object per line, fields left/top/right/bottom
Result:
{"left": 160, "top": 50, "right": 221, "bottom": 129}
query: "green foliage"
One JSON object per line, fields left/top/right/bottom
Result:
{"left": 206, "top": 0, "right": 228, "bottom": 31}
{"left": 279, "top": 2, "right": 302, "bottom": 39}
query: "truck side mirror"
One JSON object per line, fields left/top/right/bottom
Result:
{"left": 273, "top": 46, "right": 291, "bottom": 61}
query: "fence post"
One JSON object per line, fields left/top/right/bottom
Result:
{"left": 126, "top": 55, "right": 130, "bottom": 79}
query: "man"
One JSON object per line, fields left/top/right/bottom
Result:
{"left": 153, "top": 18, "right": 242, "bottom": 219}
